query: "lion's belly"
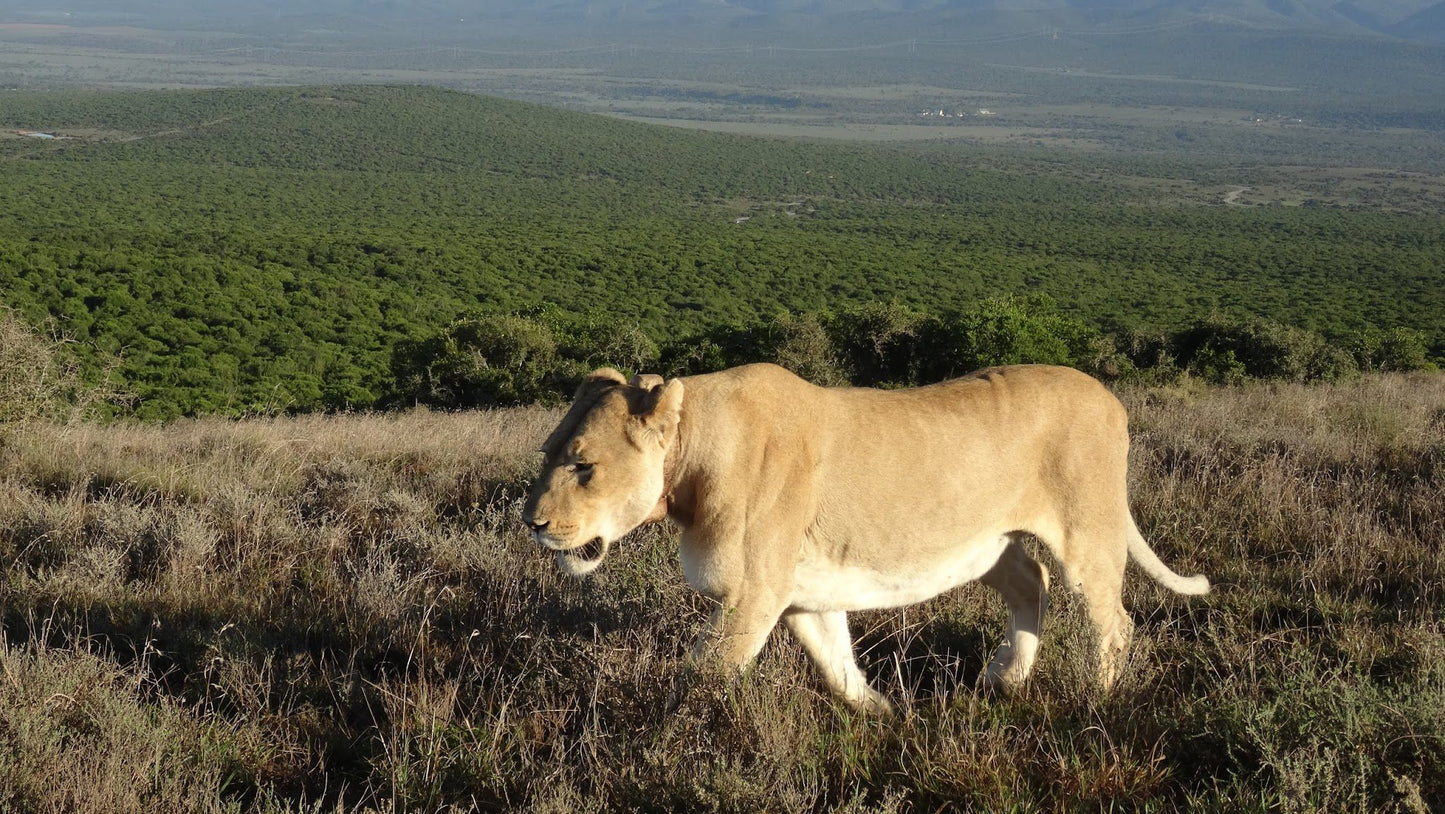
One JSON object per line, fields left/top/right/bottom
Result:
{"left": 786, "top": 533, "right": 1010, "bottom": 612}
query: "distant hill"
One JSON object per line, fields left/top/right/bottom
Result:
{"left": 4, "top": 0, "right": 1443, "bottom": 41}
{"left": 1389, "top": 0, "right": 1445, "bottom": 42}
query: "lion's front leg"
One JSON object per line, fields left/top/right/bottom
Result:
{"left": 680, "top": 510, "right": 806, "bottom": 671}
{"left": 784, "top": 610, "right": 895, "bottom": 715}
{"left": 664, "top": 594, "right": 787, "bottom": 714}
{"left": 690, "top": 592, "right": 790, "bottom": 668}
{"left": 663, "top": 592, "right": 787, "bottom": 714}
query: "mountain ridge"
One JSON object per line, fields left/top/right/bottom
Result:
{"left": 5, "top": 0, "right": 1443, "bottom": 42}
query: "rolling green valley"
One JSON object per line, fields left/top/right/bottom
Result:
{"left": 1, "top": 85, "right": 1441, "bottom": 417}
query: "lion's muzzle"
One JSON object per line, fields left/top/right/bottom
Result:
{"left": 525, "top": 516, "right": 603, "bottom": 559}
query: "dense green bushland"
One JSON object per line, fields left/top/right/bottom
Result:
{"left": 1, "top": 372, "right": 1441, "bottom": 811}
{"left": 2, "top": 85, "right": 1442, "bottom": 418}
{"left": 390, "top": 300, "right": 1435, "bottom": 409}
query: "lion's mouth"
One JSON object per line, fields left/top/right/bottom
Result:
{"left": 573, "top": 537, "right": 605, "bottom": 562}
{"left": 556, "top": 536, "right": 605, "bottom": 564}
{"left": 543, "top": 532, "right": 609, "bottom": 575}
{"left": 555, "top": 537, "right": 609, "bottom": 576}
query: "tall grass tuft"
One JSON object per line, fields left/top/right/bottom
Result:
{"left": 0, "top": 308, "right": 124, "bottom": 425}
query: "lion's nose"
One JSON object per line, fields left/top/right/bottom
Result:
{"left": 524, "top": 517, "right": 549, "bottom": 534}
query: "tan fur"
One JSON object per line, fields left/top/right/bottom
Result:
{"left": 523, "top": 363, "right": 1209, "bottom": 713}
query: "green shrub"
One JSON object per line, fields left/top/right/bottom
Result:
{"left": 762, "top": 311, "right": 848, "bottom": 386}
{"left": 1351, "top": 327, "right": 1434, "bottom": 373}
{"left": 1192, "top": 345, "right": 1249, "bottom": 386}
{"left": 825, "top": 302, "right": 928, "bottom": 387}
{"left": 382, "top": 305, "right": 1420, "bottom": 407}
{"left": 1174, "top": 316, "right": 1354, "bottom": 383}
{"left": 563, "top": 321, "right": 660, "bottom": 375}
{"left": 919, "top": 295, "right": 1093, "bottom": 381}
{"left": 658, "top": 335, "right": 731, "bottom": 378}
{"left": 1112, "top": 327, "right": 1185, "bottom": 386}
{"left": 389, "top": 315, "right": 566, "bottom": 408}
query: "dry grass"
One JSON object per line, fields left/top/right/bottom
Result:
{"left": 0, "top": 307, "right": 129, "bottom": 427}
{"left": 0, "top": 309, "right": 89, "bottom": 424}
{"left": 1, "top": 375, "right": 1442, "bottom": 812}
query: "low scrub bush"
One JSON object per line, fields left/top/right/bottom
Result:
{"left": 388, "top": 314, "right": 572, "bottom": 408}
{"left": 825, "top": 302, "right": 929, "bottom": 387}
{"left": 1172, "top": 315, "right": 1359, "bottom": 383}
{"left": 1351, "top": 326, "right": 1435, "bottom": 373}
{"left": 386, "top": 302, "right": 1416, "bottom": 410}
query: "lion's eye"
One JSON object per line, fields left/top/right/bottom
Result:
{"left": 568, "top": 462, "right": 594, "bottom": 475}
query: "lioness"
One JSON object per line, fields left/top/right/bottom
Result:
{"left": 523, "top": 363, "right": 1208, "bottom": 713}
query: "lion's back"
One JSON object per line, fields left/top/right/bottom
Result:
{"left": 681, "top": 363, "right": 1127, "bottom": 494}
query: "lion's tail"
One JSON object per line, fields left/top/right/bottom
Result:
{"left": 1127, "top": 525, "right": 1211, "bottom": 595}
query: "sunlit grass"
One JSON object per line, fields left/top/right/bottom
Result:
{"left": 1, "top": 375, "right": 1441, "bottom": 811}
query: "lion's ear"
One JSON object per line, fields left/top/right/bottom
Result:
{"left": 629, "top": 373, "right": 664, "bottom": 390}
{"left": 573, "top": 367, "right": 626, "bottom": 400}
{"left": 634, "top": 379, "right": 684, "bottom": 445}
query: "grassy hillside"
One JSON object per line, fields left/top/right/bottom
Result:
{"left": 1, "top": 372, "right": 1441, "bottom": 811}
{"left": 1, "top": 85, "right": 1442, "bottom": 417}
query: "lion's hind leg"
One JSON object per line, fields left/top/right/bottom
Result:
{"left": 979, "top": 537, "right": 1050, "bottom": 692}
{"left": 1051, "top": 520, "right": 1134, "bottom": 691}
{"left": 784, "top": 610, "right": 895, "bottom": 715}
{"left": 1090, "top": 596, "right": 1134, "bottom": 690}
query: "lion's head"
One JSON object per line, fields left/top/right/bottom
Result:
{"left": 522, "top": 368, "right": 684, "bottom": 576}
